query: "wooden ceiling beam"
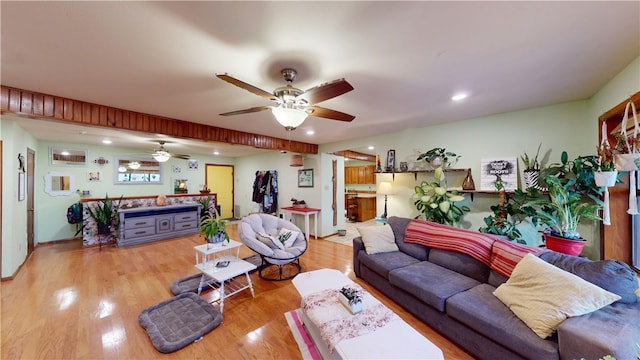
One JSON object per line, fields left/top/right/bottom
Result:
{"left": 0, "top": 85, "right": 318, "bottom": 154}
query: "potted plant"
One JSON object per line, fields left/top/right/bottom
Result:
{"left": 416, "top": 147, "right": 460, "bottom": 169}
{"left": 197, "top": 196, "right": 212, "bottom": 218}
{"left": 199, "top": 208, "right": 229, "bottom": 246}
{"left": 338, "top": 286, "right": 363, "bottom": 314}
{"left": 595, "top": 143, "right": 618, "bottom": 187}
{"left": 540, "top": 151, "right": 603, "bottom": 202}
{"left": 86, "top": 194, "right": 123, "bottom": 235}
{"left": 413, "top": 168, "right": 469, "bottom": 226}
{"left": 520, "top": 143, "right": 543, "bottom": 189}
{"left": 522, "top": 175, "right": 602, "bottom": 256}
{"left": 479, "top": 181, "right": 541, "bottom": 244}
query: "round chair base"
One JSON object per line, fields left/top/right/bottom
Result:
{"left": 259, "top": 259, "right": 302, "bottom": 281}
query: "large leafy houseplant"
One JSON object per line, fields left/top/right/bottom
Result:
{"left": 413, "top": 168, "right": 469, "bottom": 226}
{"left": 86, "top": 194, "right": 123, "bottom": 234}
{"left": 539, "top": 151, "right": 603, "bottom": 201}
{"left": 199, "top": 209, "right": 230, "bottom": 245}
{"left": 523, "top": 175, "right": 602, "bottom": 241}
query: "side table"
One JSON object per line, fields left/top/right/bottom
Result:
{"left": 194, "top": 240, "right": 256, "bottom": 313}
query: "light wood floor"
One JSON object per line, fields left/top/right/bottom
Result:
{"left": 1, "top": 224, "right": 474, "bottom": 359}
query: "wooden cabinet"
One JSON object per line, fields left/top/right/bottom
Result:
{"left": 118, "top": 204, "right": 201, "bottom": 247}
{"left": 345, "top": 165, "right": 376, "bottom": 184}
{"left": 356, "top": 196, "right": 376, "bottom": 222}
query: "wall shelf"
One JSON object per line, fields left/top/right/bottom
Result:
{"left": 376, "top": 168, "right": 469, "bottom": 181}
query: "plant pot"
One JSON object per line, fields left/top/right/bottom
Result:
{"left": 97, "top": 223, "right": 111, "bottom": 235}
{"left": 544, "top": 233, "right": 586, "bottom": 256}
{"left": 207, "top": 231, "right": 227, "bottom": 244}
{"left": 429, "top": 157, "right": 444, "bottom": 169}
{"left": 338, "top": 292, "right": 362, "bottom": 314}
{"left": 594, "top": 170, "right": 618, "bottom": 187}
{"left": 523, "top": 169, "right": 540, "bottom": 189}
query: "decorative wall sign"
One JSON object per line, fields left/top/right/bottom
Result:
{"left": 298, "top": 169, "right": 314, "bottom": 187}
{"left": 480, "top": 157, "right": 517, "bottom": 191}
{"left": 88, "top": 171, "right": 101, "bottom": 182}
{"left": 187, "top": 160, "right": 199, "bottom": 170}
{"left": 386, "top": 149, "right": 396, "bottom": 172}
{"left": 172, "top": 165, "right": 182, "bottom": 174}
{"left": 93, "top": 157, "right": 109, "bottom": 167}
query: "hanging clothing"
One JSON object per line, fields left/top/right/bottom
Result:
{"left": 252, "top": 170, "right": 278, "bottom": 214}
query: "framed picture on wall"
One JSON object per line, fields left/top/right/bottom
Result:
{"left": 298, "top": 169, "right": 314, "bottom": 187}
{"left": 386, "top": 149, "right": 396, "bottom": 172}
{"left": 18, "top": 172, "right": 25, "bottom": 201}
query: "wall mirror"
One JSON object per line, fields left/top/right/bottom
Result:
{"left": 115, "top": 157, "right": 162, "bottom": 184}
{"left": 44, "top": 171, "right": 76, "bottom": 196}
{"left": 49, "top": 147, "right": 88, "bottom": 166}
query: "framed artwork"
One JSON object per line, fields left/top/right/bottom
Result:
{"left": 187, "top": 160, "right": 199, "bottom": 170}
{"left": 480, "top": 157, "right": 518, "bottom": 191}
{"left": 18, "top": 172, "right": 25, "bottom": 201}
{"left": 386, "top": 149, "right": 396, "bottom": 171}
{"left": 88, "top": 171, "right": 101, "bottom": 182}
{"left": 298, "top": 168, "right": 314, "bottom": 187}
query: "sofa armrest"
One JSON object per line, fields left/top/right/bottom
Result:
{"left": 557, "top": 303, "right": 640, "bottom": 360}
{"left": 353, "top": 236, "right": 364, "bottom": 278}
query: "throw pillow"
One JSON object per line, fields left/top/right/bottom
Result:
{"left": 357, "top": 224, "right": 399, "bottom": 254}
{"left": 256, "top": 232, "right": 274, "bottom": 245}
{"left": 278, "top": 228, "right": 300, "bottom": 248}
{"left": 493, "top": 254, "right": 621, "bottom": 339}
{"left": 405, "top": 219, "right": 496, "bottom": 266}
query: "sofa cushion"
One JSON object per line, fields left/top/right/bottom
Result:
{"left": 405, "top": 219, "right": 495, "bottom": 266}
{"left": 557, "top": 302, "right": 640, "bottom": 360}
{"left": 358, "top": 250, "right": 420, "bottom": 280}
{"left": 428, "top": 248, "right": 490, "bottom": 283}
{"left": 447, "top": 284, "right": 559, "bottom": 359}
{"left": 490, "top": 238, "right": 548, "bottom": 277}
{"left": 493, "top": 254, "right": 621, "bottom": 338}
{"left": 358, "top": 224, "right": 399, "bottom": 254}
{"left": 388, "top": 216, "right": 429, "bottom": 260}
{"left": 539, "top": 251, "right": 639, "bottom": 304}
{"left": 389, "top": 261, "right": 481, "bottom": 312}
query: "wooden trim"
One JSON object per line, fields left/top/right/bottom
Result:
{"left": 598, "top": 91, "right": 640, "bottom": 264}
{"left": 0, "top": 85, "right": 319, "bottom": 154}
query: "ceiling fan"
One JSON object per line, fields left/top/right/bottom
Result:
{"left": 216, "top": 68, "right": 355, "bottom": 130}
{"left": 149, "top": 141, "right": 190, "bottom": 162}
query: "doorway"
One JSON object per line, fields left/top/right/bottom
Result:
{"left": 27, "top": 148, "right": 35, "bottom": 255}
{"left": 205, "top": 164, "right": 234, "bottom": 219}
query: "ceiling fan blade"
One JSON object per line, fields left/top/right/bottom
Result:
{"left": 216, "top": 73, "right": 278, "bottom": 102}
{"left": 298, "top": 79, "right": 354, "bottom": 105}
{"left": 219, "top": 106, "right": 272, "bottom": 116}
{"left": 173, "top": 154, "right": 191, "bottom": 160}
{"left": 306, "top": 106, "right": 355, "bottom": 122}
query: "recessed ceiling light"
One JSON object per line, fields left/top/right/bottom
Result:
{"left": 213, "top": 151, "right": 220, "bottom": 155}
{"left": 306, "top": 130, "right": 315, "bottom": 135}
{"left": 102, "top": 139, "right": 112, "bottom": 145}
{"left": 368, "top": 146, "right": 374, "bottom": 150}
{"left": 451, "top": 93, "right": 468, "bottom": 101}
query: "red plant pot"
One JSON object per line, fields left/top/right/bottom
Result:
{"left": 544, "top": 233, "right": 586, "bottom": 256}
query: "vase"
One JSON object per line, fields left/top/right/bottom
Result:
{"left": 544, "top": 233, "right": 586, "bottom": 256}
{"left": 523, "top": 169, "right": 540, "bottom": 189}
{"left": 594, "top": 170, "right": 618, "bottom": 187}
{"left": 462, "top": 169, "right": 476, "bottom": 190}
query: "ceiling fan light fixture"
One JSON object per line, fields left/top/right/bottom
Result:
{"left": 152, "top": 150, "right": 171, "bottom": 162}
{"left": 271, "top": 107, "right": 308, "bottom": 130}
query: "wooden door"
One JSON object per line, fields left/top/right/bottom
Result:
{"left": 27, "top": 148, "right": 35, "bottom": 255}
{"left": 205, "top": 164, "right": 234, "bottom": 219}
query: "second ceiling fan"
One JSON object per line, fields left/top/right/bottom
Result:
{"left": 216, "top": 68, "right": 355, "bottom": 130}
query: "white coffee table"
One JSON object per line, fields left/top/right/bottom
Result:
{"left": 194, "top": 240, "right": 256, "bottom": 313}
{"left": 292, "top": 268, "right": 444, "bottom": 360}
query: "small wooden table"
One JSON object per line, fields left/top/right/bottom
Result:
{"left": 280, "top": 206, "right": 320, "bottom": 240}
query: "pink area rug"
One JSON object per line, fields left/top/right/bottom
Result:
{"left": 284, "top": 309, "right": 322, "bottom": 360}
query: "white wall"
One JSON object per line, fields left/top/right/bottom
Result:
{"left": 1, "top": 119, "right": 38, "bottom": 277}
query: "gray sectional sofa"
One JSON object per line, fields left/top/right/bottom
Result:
{"left": 353, "top": 216, "right": 640, "bottom": 360}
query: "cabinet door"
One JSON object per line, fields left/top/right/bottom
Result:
{"left": 364, "top": 165, "right": 375, "bottom": 184}
{"left": 345, "top": 167, "right": 355, "bottom": 184}
{"left": 357, "top": 167, "right": 366, "bottom": 184}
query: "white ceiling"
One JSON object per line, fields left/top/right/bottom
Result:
{"left": 2, "top": 1, "right": 639, "bottom": 157}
